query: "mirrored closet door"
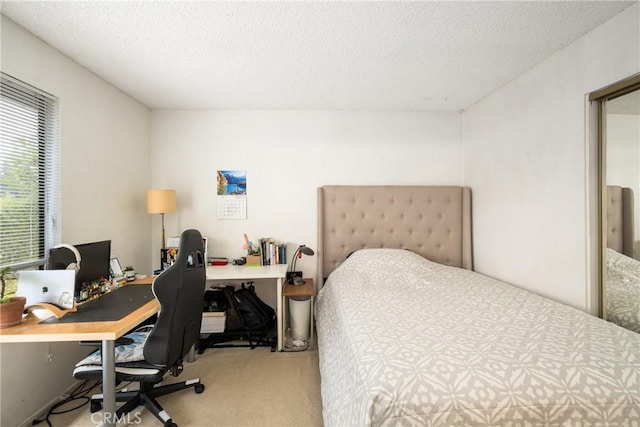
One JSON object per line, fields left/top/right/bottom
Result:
{"left": 595, "top": 78, "right": 640, "bottom": 333}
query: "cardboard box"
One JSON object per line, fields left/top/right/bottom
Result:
{"left": 246, "top": 255, "right": 261, "bottom": 266}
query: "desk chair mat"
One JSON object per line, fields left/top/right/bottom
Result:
{"left": 42, "top": 285, "right": 155, "bottom": 324}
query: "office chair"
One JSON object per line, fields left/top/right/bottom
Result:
{"left": 73, "top": 229, "right": 207, "bottom": 427}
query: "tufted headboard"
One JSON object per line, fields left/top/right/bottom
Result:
{"left": 317, "top": 185, "right": 473, "bottom": 283}
{"left": 607, "top": 185, "right": 635, "bottom": 257}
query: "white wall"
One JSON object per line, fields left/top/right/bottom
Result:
{"left": 462, "top": 4, "right": 640, "bottom": 311}
{"left": 150, "top": 110, "right": 463, "bottom": 279}
{"left": 0, "top": 15, "right": 151, "bottom": 427}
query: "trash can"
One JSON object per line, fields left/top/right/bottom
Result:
{"left": 289, "top": 296, "right": 311, "bottom": 341}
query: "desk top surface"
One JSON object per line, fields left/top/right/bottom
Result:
{"left": 0, "top": 267, "right": 288, "bottom": 343}
{"left": 206, "top": 264, "right": 287, "bottom": 280}
{"left": 0, "top": 281, "right": 159, "bottom": 344}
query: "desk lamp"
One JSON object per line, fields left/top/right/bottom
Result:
{"left": 146, "top": 189, "right": 177, "bottom": 249}
{"left": 287, "top": 244, "right": 315, "bottom": 285}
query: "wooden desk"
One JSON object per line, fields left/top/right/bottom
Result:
{"left": 0, "top": 279, "right": 159, "bottom": 427}
{"left": 206, "top": 264, "right": 288, "bottom": 351}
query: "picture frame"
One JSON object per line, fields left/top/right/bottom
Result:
{"left": 109, "top": 257, "right": 124, "bottom": 280}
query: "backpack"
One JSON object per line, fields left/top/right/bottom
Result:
{"left": 221, "top": 285, "right": 275, "bottom": 333}
{"left": 234, "top": 287, "right": 276, "bottom": 332}
{"left": 221, "top": 285, "right": 244, "bottom": 332}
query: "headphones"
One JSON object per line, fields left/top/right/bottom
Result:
{"left": 50, "top": 243, "right": 81, "bottom": 273}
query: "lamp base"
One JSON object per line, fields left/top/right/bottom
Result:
{"left": 286, "top": 271, "right": 303, "bottom": 283}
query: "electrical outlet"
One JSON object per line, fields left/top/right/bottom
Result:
{"left": 47, "top": 352, "right": 53, "bottom": 363}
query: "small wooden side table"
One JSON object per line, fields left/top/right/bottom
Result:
{"left": 282, "top": 279, "right": 314, "bottom": 350}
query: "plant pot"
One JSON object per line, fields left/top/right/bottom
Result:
{"left": 0, "top": 296, "right": 26, "bottom": 328}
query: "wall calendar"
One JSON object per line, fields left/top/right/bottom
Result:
{"left": 216, "top": 170, "right": 247, "bottom": 220}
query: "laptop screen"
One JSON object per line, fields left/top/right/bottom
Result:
{"left": 17, "top": 270, "right": 76, "bottom": 309}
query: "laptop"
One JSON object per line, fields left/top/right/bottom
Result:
{"left": 17, "top": 270, "right": 76, "bottom": 309}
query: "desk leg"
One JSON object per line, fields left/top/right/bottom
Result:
{"left": 102, "top": 340, "right": 116, "bottom": 427}
{"left": 309, "top": 294, "right": 314, "bottom": 350}
{"left": 276, "top": 277, "right": 283, "bottom": 351}
{"left": 187, "top": 343, "right": 196, "bottom": 363}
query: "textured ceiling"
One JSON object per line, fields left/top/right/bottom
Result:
{"left": 1, "top": 1, "right": 635, "bottom": 111}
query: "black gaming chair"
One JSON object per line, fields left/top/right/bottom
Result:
{"left": 73, "top": 229, "right": 207, "bottom": 427}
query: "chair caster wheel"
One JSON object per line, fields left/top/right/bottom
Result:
{"left": 195, "top": 383, "right": 205, "bottom": 394}
{"left": 90, "top": 401, "right": 102, "bottom": 413}
{"left": 163, "top": 421, "right": 177, "bottom": 427}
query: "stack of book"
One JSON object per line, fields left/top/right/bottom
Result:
{"left": 201, "top": 312, "right": 225, "bottom": 333}
{"left": 259, "top": 238, "right": 287, "bottom": 266}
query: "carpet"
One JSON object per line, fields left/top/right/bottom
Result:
{"left": 46, "top": 346, "right": 323, "bottom": 427}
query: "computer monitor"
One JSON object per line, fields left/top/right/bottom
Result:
{"left": 75, "top": 240, "right": 111, "bottom": 285}
{"left": 48, "top": 240, "right": 111, "bottom": 289}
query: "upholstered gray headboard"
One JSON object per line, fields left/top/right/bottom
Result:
{"left": 607, "top": 185, "right": 635, "bottom": 257}
{"left": 317, "top": 185, "right": 473, "bottom": 283}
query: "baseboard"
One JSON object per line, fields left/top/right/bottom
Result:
{"left": 19, "top": 379, "right": 84, "bottom": 427}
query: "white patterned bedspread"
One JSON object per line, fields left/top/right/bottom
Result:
{"left": 607, "top": 248, "right": 640, "bottom": 333}
{"left": 315, "top": 249, "right": 640, "bottom": 426}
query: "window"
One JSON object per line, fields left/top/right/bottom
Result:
{"left": 0, "top": 73, "right": 60, "bottom": 272}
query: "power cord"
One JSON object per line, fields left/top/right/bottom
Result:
{"left": 283, "top": 327, "right": 310, "bottom": 352}
{"left": 32, "top": 379, "right": 97, "bottom": 426}
{"left": 283, "top": 343, "right": 309, "bottom": 352}
{"left": 31, "top": 380, "right": 132, "bottom": 426}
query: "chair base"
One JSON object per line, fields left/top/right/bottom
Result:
{"left": 90, "top": 378, "right": 205, "bottom": 427}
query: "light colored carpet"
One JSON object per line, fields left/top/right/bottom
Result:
{"left": 46, "top": 346, "right": 323, "bottom": 427}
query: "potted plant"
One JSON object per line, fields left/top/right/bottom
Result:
{"left": 242, "top": 234, "right": 261, "bottom": 266}
{"left": 0, "top": 267, "right": 26, "bottom": 328}
{"left": 123, "top": 265, "right": 136, "bottom": 282}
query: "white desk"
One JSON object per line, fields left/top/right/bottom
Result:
{"left": 205, "top": 264, "right": 288, "bottom": 351}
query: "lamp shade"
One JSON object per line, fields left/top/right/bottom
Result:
{"left": 298, "top": 245, "right": 315, "bottom": 256}
{"left": 146, "top": 189, "right": 177, "bottom": 214}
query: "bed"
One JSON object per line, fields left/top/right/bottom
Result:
{"left": 607, "top": 248, "right": 640, "bottom": 332}
{"left": 315, "top": 185, "right": 640, "bottom": 426}
{"left": 606, "top": 185, "right": 640, "bottom": 332}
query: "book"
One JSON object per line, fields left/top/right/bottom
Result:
{"left": 258, "top": 237, "right": 287, "bottom": 265}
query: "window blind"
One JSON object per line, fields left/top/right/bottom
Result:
{"left": 0, "top": 73, "right": 60, "bottom": 270}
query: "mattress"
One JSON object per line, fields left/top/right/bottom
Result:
{"left": 606, "top": 248, "right": 640, "bottom": 333}
{"left": 315, "top": 248, "right": 640, "bottom": 426}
